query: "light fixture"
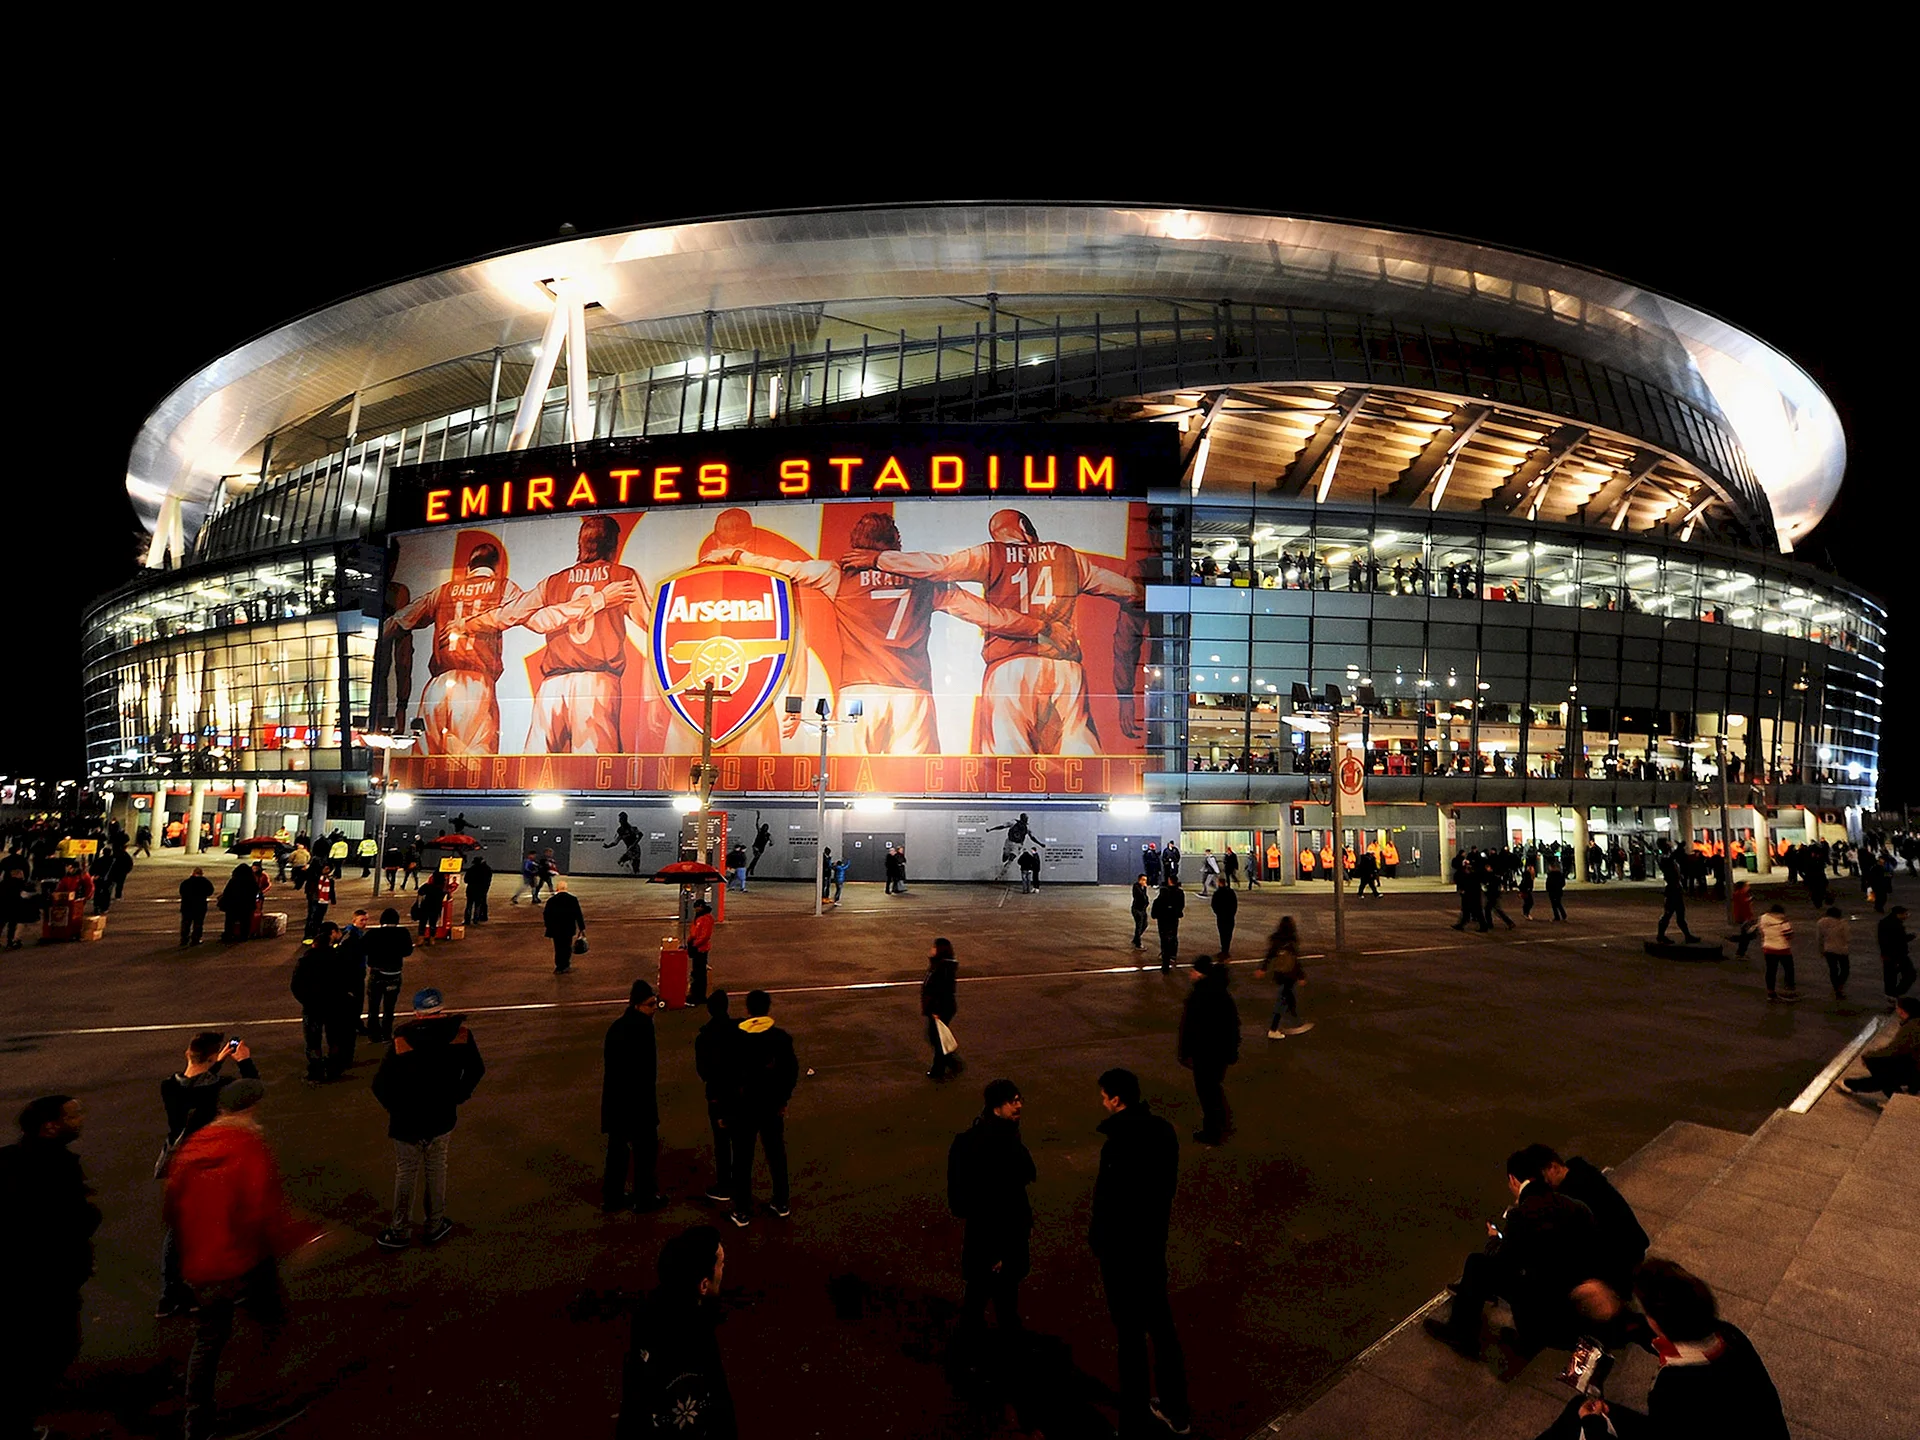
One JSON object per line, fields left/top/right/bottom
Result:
{"left": 528, "top": 793, "right": 566, "bottom": 812}
{"left": 850, "top": 796, "right": 895, "bottom": 813}
{"left": 384, "top": 792, "right": 413, "bottom": 811}
{"left": 670, "top": 795, "right": 701, "bottom": 813}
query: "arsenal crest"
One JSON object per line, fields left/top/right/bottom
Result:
{"left": 652, "top": 566, "right": 796, "bottom": 744}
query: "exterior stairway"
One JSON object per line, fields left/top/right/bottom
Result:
{"left": 1258, "top": 1083, "right": 1920, "bottom": 1439}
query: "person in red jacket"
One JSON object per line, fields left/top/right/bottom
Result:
{"left": 163, "top": 1079, "right": 319, "bottom": 1440}
{"left": 687, "top": 900, "right": 716, "bottom": 1003}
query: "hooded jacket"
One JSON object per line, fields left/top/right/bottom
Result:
{"left": 362, "top": 922, "right": 414, "bottom": 976}
{"left": 289, "top": 939, "right": 361, "bottom": 1016}
{"left": 1151, "top": 884, "right": 1185, "bottom": 925}
{"left": 728, "top": 1016, "right": 798, "bottom": 1115}
{"left": 372, "top": 1013, "right": 486, "bottom": 1141}
{"left": 161, "top": 1057, "right": 261, "bottom": 1143}
{"left": 602, "top": 1005, "right": 659, "bottom": 1134}
{"left": 1178, "top": 967, "right": 1241, "bottom": 1068}
{"left": 694, "top": 1012, "right": 736, "bottom": 1103}
{"left": 162, "top": 1118, "right": 315, "bottom": 1286}
{"left": 1089, "top": 1101, "right": 1179, "bottom": 1261}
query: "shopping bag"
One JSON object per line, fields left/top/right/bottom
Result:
{"left": 934, "top": 1017, "right": 958, "bottom": 1056}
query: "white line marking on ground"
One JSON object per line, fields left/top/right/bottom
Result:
{"left": 1789, "top": 1014, "right": 1887, "bottom": 1112}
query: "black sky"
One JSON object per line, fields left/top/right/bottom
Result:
{"left": 15, "top": 104, "right": 1901, "bottom": 800}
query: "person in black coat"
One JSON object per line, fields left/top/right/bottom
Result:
{"left": 178, "top": 866, "right": 215, "bottom": 945}
{"left": 603, "top": 980, "right": 666, "bottom": 1213}
{"left": 462, "top": 856, "right": 493, "bottom": 924}
{"left": 726, "top": 990, "right": 799, "bottom": 1227}
{"left": 372, "top": 988, "right": 485, "bottom": 1249}
{"left": 413, "top": 868, "right": 447, "bottom": 944}
{"left": 156, "top": 1033, "right": 258, "bottom": 1314}
{"left": 921, "top": 938, "right": 962, "bottom": 1080}
{"left": 694, "top": 990, "right": 737, "bottom": 1205}
{"left": 1129, "top": 875, "right": 1151, "bottom": 948}
{"left": 1088, "top": 1068, "right": 1188, "bottom": 1437}
{"left": 1533, "top": 1259, "right": 1787, "bottom": 1440}
{"left": 1151, "top": 878, "right": 1185, "bottom": 972}
{"left": 1177, "top": 956, "right": 1241, "bottom": 1144}
{"left": 1425, "top": 1146, "right": 1606, "bottom": 1357}
{"left": 1209, "top": 880, "right": 1238, "bottom": 956}
{"left": 947, "top": 1078, "right": 1036, "bottom": 1350}
{"left": 1, "top": 1096, "right": 101, "bottom": 1440}
{"left": 1543, "top": 1147, "right": 1649, "bottom": 1301}
{"left": 543, "top": 878, "right": 585, "bottom": 973}
{"left": 290, "top": 923, "right": 360, "bottom": 1082}
{"left": 618, "top": 1225, "right": 736, "bottom": 1439}
{"left": 217, "top": 862, "right": 258, "bottom": 943}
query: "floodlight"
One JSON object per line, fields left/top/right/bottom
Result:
{"left": 847, "top": 699, "right": 864, "bottom": 718}
{"left": 783, "top": 696, "right": 803, "bottom": 715}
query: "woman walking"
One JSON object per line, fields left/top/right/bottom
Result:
{"left": 1129, "top": 874, "right": 1150, "bottom": 949}
{"left": 1519, "top": 862, "right": 1536, "bottom": 920}
{"left": 1258, "top": 916, "right": 1313, "bottom": 1038}
{"left": 921, "top": 937, "right": 962, "bottom": 1080}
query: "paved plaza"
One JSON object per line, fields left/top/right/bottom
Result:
{"left": 1, "top": 852, "right": 1891, "bottom": 1438}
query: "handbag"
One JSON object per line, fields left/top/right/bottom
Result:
{"left": 933, "top": 1017, "right": 958, "bottom": 1056}
{"left": 573, "top": 935, "right": 589, "bottom": 954}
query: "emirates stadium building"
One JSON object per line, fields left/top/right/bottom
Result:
{"left": 83, "top": 203, "right": 1880, "bottom": 884}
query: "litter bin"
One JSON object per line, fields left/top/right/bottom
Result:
{"left": 659, "top": 942, "right": 690, "bottom": 1010}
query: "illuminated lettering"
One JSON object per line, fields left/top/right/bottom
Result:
{"left": 612, "top": 468, "right": 640, "bottom": 503}
{"left": 1028, "top": 758, "right": 1047, "bottom": 790}
{"left": 994, "top": 758, "right": 1014, "bottom": 793}
{"left": 653, "top": 466, "right": 683, "bottom": 502}
{"left": 792, "top": 756, "right": 815, "bottom": 789}
{"left": 1064, "top": 758, "right": 1083, "bottom": 791}
{"left": 594, "top": 757, "right": 613, "bottom": 789}
{"left": 425, "top": 489, "right": 452, "bottom": 523}
{"left": 778, "top": 458, "right": 811, "bottom": 495}
{"left": 873, "top": 456, "right": 909, "bottom": 491}
{"left": 930, "top": 455, "right": 964, "bottom": 490}
{"left": 1023, "top": 455, "right": 1057, "bottom": 491}
{"left": 665, "top": 592, "right": 778, "bottom": 623}
{"left": 697, "top": 462, "right": 730, "bottom": 499}
{"left": 626, "top": 757, "right": 642, "bottom": 788}
{"left": 756, "top": 756, "right": 777, "bottom": 788}
{"left": 828, "top": 457, "right": 863, "bottom": 492}
{"left": 926, "top": 758, "right": 946, "bottom": 790}
{"left": 961, "top": 759, "right": 983, "bottom": 792}
{"left": 720, "top": 755, "right": 741, "bottom": 788}
{"left": 853, "top": 758, "right": 877, "bottom": 791}
{"left": 1076, "top": 455, "right": 1114, "bottom": 491}
{"left": 566, "top": 473, "right": 598, "bottom": 507}
{"left": 491, "top": 757, "right": 510, "bottom": 789}
{"left": 526, "top": 475, "right": 556, "bottom": 510}
{"left": 459, "top": 486, "right": 489, "bottom": 518}
{"left": 988, "top": 456, "right": 1001, "bottom": 490}
{"left": 502, "top": 481, "right": 513, "bottom": 512}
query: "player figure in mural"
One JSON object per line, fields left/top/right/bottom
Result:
{"left": 604, "top": 811, "right": 645, "bottom": 875}
{"left": 702, "top": 511, "right": 1052, "bottom": 755}
{"left": 842, "top": 508, "right": 1146, "bottom": 755}
{"left": 987, "top": 812, "right": 1042, "bottom": 866}
{"left": 381, "top": 538, "right": 522, "bottom": 754}
{"left": 458, "top": 515, "right": 656, "bottom": 755}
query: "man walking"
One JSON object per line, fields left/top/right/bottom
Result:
{"left": 544, "top": 876, "right": 586, "bottom": 973}
{"left": 1178, "top": 955, "right": 1241, "bottom": 1145}
{"left": 158, "top": 1034, "right": 259, "bottom": 1316}
{"left": 373, "top": 988, "right": 485, "bottom": 1249}
{"left": 1545, "top": 859, "right": 1568, "bottom": 921}
{"left": 604, "top": 980, "right": 668, "bottom": 1213}
{"left": 1210, "top": 879, "right": 1238, "bottom": 956}
{"left": 362, "top": 907, "right": 414, "bottom": 1042}
{"left": 1656, "top": 848, "right": 1699, "bottom": 943}
{"left": 1, "top": 1096, "right": 101, "bottom": 1440}
{"left": 1089, "top": 1069, "right": 1189, "bottom": 1438}
{"left": 179, "top": 865, "right": 214, "bottom": 945}
{"left": 695, "top": 990, "right": 737, "bottom": 1206}
{"left": 164, "top": 1079, "right": 318, "bottom": 1440}
{"left": 728, "top": 989, "right": 798, "bottom": 1229}
{"left": 1879, "top": 905, "right": 1916, "bottom": 1005}
{"left": 1151, "top": 877, "right": 1185, "bottom": 973}
{"left": 511, "top": 851, "right": 540, "bottom": 905}
{"left": 946, "top": 1078, "right": 1035, "bottom": 1355}
{"left": 618, "top": 1226, "right": 736, "bottom": 1439}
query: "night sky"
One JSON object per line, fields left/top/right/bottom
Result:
{"left": 19, "top": 120, "right": 1899, "bottom": 802}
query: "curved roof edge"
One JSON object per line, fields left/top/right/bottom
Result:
{"left": 125, "top": 202, "right": 1845, "bottom": 550}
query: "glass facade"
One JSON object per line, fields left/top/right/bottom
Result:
{"left": 1160, "top": 505, "right": 1884, "bottom": 793}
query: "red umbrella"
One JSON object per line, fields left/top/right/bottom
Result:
{"left": 423, "top": 833, "right": 482, "bottom": 849}
{"left": 228, "top": 836, "right": 291, "bottom": 853}
{"left": 647, "top": 860, "right": 725, "bottom": 883}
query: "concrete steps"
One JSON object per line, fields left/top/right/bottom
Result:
{"left": 1258, "top": 1069, "right": 1920, "bottom": 1439}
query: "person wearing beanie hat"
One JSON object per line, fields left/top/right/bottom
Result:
{"left": 372, "top": 989, "right": 485, "bottom": 1249}
{"left": 163, "top": 1078, "right": 319, "bottom": 1440}
{"left": 946, "top": 1078, "right": 1035, "bottom": 1353}
{"left": 603, "top": 978, "right": 666, "bottom": 1213}
{"left": 1178, "top": 955, "right": 1240, "bottom": 1145}
{"left": 694, "top": 990, "right": 737, "bottom": 1205}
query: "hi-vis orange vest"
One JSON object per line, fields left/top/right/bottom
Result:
{"left": 1344, "top": 847, "right": 1357, "bottom": 869}
{"left": 1267, "top": 843, "right": 1281, "bottom": 870}
{"left": 1299, "top": 849, "right": 1315, "bottom": 875}
{"left": 1382, "top": 839, "right": 1400, "bottom": 865}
